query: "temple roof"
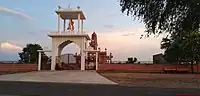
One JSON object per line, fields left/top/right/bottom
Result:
{"left": 55, "top": 8, "right": 86, "bottom": 20}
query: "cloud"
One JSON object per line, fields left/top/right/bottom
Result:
{"left": 122, "top": 32, "right": 135, "bottom": 36}
{"left": 0, "top": 6, "right": 33, "bottom": 20}
{"left": 0, "top": 41, "right": 23, "bottom": 52}
{"left": 104, "top": 24, "right": 115, "bottom": 29}
{"left": 86, "top": 27, "right": 164, "bottom": 61}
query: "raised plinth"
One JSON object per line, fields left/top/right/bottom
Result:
{"left": 48, "top": 32, "right": 90, "bottom": 40}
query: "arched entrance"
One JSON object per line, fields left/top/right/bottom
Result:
{"left": 56, "top": 40, "right": 81, "bottom": 70}
{"left": 58, "top": 40, "right": 81, "bottom": 70}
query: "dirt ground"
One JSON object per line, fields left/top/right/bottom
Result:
{"left": 99, "top": 72, "right": 200, "bottom": 88}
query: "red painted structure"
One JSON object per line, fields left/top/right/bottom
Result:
{"left": 75, "top": 32, "right": 113, "bottom": 69}
{"left": 0, "top": 63, "right": 37, "bottom": 72}
{"left": 99, "top": 64, "right": 200, "bottom": 73}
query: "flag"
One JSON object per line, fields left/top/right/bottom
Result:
{"left": 67, "top": 19, "right": 74, "bottom": 31}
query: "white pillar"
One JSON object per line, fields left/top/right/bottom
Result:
{"left": 80, "top": 39, "right": 85, "bottom": 70}
{"left": 58, "top": 13, "right": 61, "bottom": 33}
{"left": 81, "top": 19, "right": 83, "bottom": 33}
{"left": 78, "top": 13, "right": 80, "bottom": 33}
{"left": 81, "top": 52, "right": 85, "bottom": 70}
{"left": 38, "top": 51, "right": 41, "bottom": 71}
{"left": 51, "top": 41, "right": 57, "bottom": 71}
{"left": 58, "top": 47, "right": 62, "bottom": 66}
{"left": 63, "top": 19, "right": 66, "bottom": 31}
{"left": 95, "top": 52, "right": 98, "bottom": 70}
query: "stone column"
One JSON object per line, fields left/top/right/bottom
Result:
{"left": 58, "top": 47, "right": 62, "bottom": 67}
{"left": 51, "top": 40, "right": 57, "bottom": 70}
{"left": 95, "top": 51, "right": 98, "bottom": 70}
{"left": 78, "top": 13, "right": 80, "bottom": 34}
{"left": 80, "top": 38, "right": 85, "bottom": 70}
{"left": 63, "top": 19, "right": 66, "bottom": 31}
{"left": 81, "top": 19, "right": 83, "bottom": 33}
{"left": 38, "top": 51, "right": 41, "bottom": 71}
{"left": 58, "top": 13, "right": 61, "bottom": 33}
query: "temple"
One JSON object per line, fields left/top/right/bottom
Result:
{"left": 74, "top": 32, "right": 113, "bottom": 70}
{"left": 37, "top": 6, "right": 113, "bottom": 71}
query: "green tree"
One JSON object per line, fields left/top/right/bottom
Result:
{"left": 18, "top": 44, "right": 48, "bottom": 64}
{"left": 133, "top": 57, "right": 137, "bottom": 63}
{"left": 127, "top": 57, "right": 133, "bottom": 63}
{"left": 161, "top": 32, "right": 200, "bottom": 73}
{"left": 182, "top": 32, "right": 200, "bottom": 73}
{"left": 161, "top": 37, "right": 185, "bottom": 64}
{"left": 120, "top": 0, "right": 200, "bottom": 38}
{"left": 127, "top": 57, "right": 138, "bottom": 64}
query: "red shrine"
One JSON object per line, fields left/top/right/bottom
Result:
{"left": 74, "top": 32, "right": 113, "bottom": 70}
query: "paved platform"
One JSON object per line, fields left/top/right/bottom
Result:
{"left": 0, "top": 71, "right": 117, "bottom": 84}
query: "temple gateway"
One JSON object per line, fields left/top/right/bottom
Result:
{"left": 37, "top": 6, "right": 113, "bottom": 71}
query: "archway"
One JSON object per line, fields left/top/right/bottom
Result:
{"left": 57, "top": 40, "right": 81, "bottom": 70}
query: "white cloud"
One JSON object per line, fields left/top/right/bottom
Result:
{"left": 0, "top": 6, "right": 33, "bottom": 20}
{"left": 0, "top": 41, "right": 23, "bottom": 52}
{"left": 86, "top": 28, "right": 164, "bottom": 61}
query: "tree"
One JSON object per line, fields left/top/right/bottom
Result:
{"left": 161, "top": 37, "right": 185, "bottom": 64}
{"left": 120, "top": 0, "right": 200, "bottom": 38}
{"left": 127, "top": 57, "right": 133, "bottom": 63}
{"left": 18, "top": 44, "right": 48, "bottom": 64}
{"left": 127, "top": 57, "right": 138, "bottom": 64}
{"left": 161, "top": 32, "right": 200, "bottom": 73}
{"left": 133, "top": 57, "right": 137, "bottom": 63}
{"left": 182, "top": 32, "right": 200, "bottom": 73}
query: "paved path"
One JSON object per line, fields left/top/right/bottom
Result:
{"left": 0, "top": 81, "right": 200, "bottom": 96}
{"left": 0, "top": 71, "right": 116, "bottom": 84}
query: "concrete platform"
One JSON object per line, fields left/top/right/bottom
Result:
{"left": 0, "top": 71, "right": 117, "bottom": 85}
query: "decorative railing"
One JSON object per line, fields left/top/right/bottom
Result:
{"left": 49, "top": 30, "right": 87, "bottom": 35}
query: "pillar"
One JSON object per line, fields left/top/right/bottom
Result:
{"left": 38, "top": 51, "right": 41, "bottom": 71}
{"left": 58, "top": 47, "right": 62, "bottom": 67}
{"left": 63, "top": 19, "right": 66, "bottom": 31}
{"left": 80, "top": 51, "right": 85, "bottom": 70}
{"left": 80, "top": 39, "right": 85, "bottom": 70}
{"left": 58, "top": 13, "right": 61, "bottom": 33}
{"left": 51, "top": 40, "right": 57, "bottom": 70}
{"left": 95, "top": 51, "right": 98, "bottom": 70}
{"left": 78, "top": 13, "right": 80, "bottom": 33}
{"left": 81, "top": 19, "right": 83, "bottom": 33}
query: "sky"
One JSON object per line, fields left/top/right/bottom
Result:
{"left": 0, "top": 0, "right": 165, "bottom": 61}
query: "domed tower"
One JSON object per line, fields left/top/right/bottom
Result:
{"left": 89, "top": 32, "right": 98, "bottom": 50}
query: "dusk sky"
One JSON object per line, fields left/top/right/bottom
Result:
{"left": 0, "top": 0, "right": 165, "bottom": 61}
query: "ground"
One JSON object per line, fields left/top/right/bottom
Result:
{"left": 0, "top": 71, "right": 116, "bottom": 84}
{"left": 0, "top": 71, "right": 200, "bottom": 95}
{"left": 98, "top": 72, "right": 200, "bottom": 88}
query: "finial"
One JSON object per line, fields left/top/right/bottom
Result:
{"left": 77, "top": 6, "right": 80, "bottom": 9}
{"left": 58, "top": 6, "right": 61, "bottom": 9}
